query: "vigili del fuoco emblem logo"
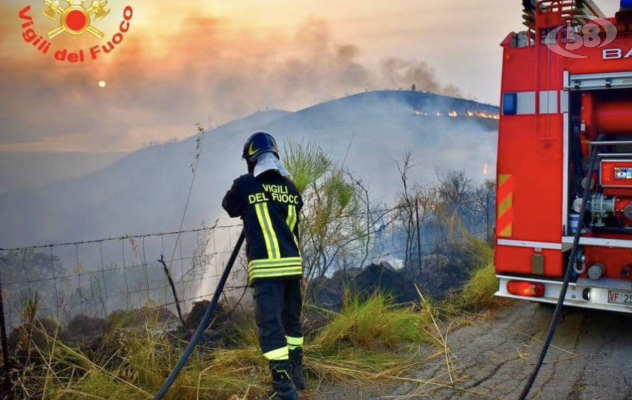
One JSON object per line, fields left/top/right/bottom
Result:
{"left": 19, "top": 0, "right": 134, "bottom": 63}
{"left": 43, "top": 0, "right": 110, "bottom": 40}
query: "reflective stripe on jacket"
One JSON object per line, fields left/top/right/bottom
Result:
{"left": 222, "top": 171, "right": 303, "bottom": 285}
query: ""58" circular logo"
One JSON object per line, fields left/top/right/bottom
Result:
{"left": 546, "top": 17, "right": 617, "bottom": 59}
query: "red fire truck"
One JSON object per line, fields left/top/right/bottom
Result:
{"left": 495, "top": 0, "right": 632, "bottom": 312}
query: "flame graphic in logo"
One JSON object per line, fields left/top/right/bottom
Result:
{"left": 42, "top": 0, "right": 110, "bottom": 40}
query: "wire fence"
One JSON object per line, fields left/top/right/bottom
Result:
{"left": 0, "top": 224, "right": 247, "bottom": 334}
{"left": 0, "top": 202, "right": 495, "bottom": 340}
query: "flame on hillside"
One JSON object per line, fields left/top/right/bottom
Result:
{"left": 413, "top": 110, "right": 499, "bottom": 120}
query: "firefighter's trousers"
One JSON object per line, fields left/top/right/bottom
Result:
{"left": 253, "top": 279, "right": 304, "bottom": 360}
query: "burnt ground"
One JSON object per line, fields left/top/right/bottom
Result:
{"left": 310, "top": 300, "right": 632, "bottom": 400}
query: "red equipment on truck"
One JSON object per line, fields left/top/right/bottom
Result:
{"left": 495, "top": 0, "right": 632, "bottom": 313}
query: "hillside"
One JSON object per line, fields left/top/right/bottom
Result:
{"left": 0, "top": 152, "right": 127, "bottom": 195}
{"left": 0, "top": 91, "right": 497, "bottom": 248}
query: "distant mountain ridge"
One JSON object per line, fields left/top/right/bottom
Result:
{"left": 0, "top": 91, "right": 497, "bottom": 248}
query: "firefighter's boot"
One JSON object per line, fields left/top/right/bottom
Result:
{"left": 269, "top": 361, "right": 300, "bottom": 400}
{"left": 289, "top": 348, "right": 305, "bottom": 391}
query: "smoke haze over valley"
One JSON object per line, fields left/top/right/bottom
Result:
{"left": 0, "top": 152, "right": 127, "bottom": 195}
{"left": 0, "top": 91, "right": 497, "bottom": 249}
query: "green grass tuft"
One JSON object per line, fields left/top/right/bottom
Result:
{"left": 317, "top": 292, "right": 432, "bottom": 349}
{"left": 457, "top": 263, "right": 498, "bottom": 311}
{"left": 447, "top": 231, "right": 499, "bottom": 312}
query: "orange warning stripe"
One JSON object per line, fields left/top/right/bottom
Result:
{"left": 497, "top": 174, "right": 514, "bottom": 237}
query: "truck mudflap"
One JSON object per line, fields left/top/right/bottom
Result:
{"left": 496, "top": 275, "right": 632, "bottom": 314}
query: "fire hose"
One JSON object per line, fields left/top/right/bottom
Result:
{"left": 518, "top": 136, "right": 602, "bottom": 400}
{"left": 154, "top": 139, "right": 600, "bottom": 400}
{"left": 153, "top": 230, "right": 245, "bottom": 400}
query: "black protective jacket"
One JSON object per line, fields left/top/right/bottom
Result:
{"left": 222, "top": 171, "right": 303, "bottom": 285}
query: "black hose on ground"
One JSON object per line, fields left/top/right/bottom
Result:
{"left": 518, "top": 137, "right": 602, "bottom": 400}
{"left": 153, "top": 229, "right": 246, "bottom": 400}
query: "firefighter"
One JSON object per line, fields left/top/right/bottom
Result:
{"left": 222, "top": 132, "right": 305, "bottom": 400}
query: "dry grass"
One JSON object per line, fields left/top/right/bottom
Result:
{"left": 9, "top": 292, "right": 437, "bottom": 400}
{"left": 8, "top": 239, "right": 501, "bottom": 400}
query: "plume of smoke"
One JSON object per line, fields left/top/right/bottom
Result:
{"left": 1, "top": 10, "right": 464, "bottom": 152}
{"left": 379, "top": 58, "right": 462, "bottom": 97}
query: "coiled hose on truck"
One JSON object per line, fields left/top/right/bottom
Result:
{"left": 518, "top": 137, "right": 602, "bottom": 400}
{"left": 153, "top": 230, "right": 245, "bottom": 400}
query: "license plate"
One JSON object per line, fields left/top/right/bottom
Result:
{"left": 608, "top": 290, "right": 632, "bottom": 305}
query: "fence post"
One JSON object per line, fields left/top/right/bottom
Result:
{"left": 0, "top": 256, "right": 13, "bottom": 400}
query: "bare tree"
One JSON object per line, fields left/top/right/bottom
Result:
{"left": 470, "top": 179, "right": 496, "bottom": 245}
{"left": 346, "top": 173, "right": 373, "bottom": 270}
{"left": 394, "top": 151, "right": 418, "bottom": 267}
{"left": 436, "top": 169, "right": 474, "bottom": 237}
{"left": 411, "top": 182, "right": 438, "bottom": 271}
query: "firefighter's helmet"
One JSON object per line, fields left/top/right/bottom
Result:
{"left": 243, "top": 132, "right": 279, "bottom": 163}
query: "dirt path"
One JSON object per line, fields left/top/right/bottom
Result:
{"left": 312, "top": 300, "right": 632, "bottom": 400}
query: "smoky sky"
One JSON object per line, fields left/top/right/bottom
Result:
{"left": 1, "top": 10, "right": 464, "bottom": 152}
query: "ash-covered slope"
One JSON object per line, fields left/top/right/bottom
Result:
{"left": 0, "top": 91, "right": 497, "bottom": 248}
{"left": 260, "top": 91, "right": 497, "bottom": 195}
